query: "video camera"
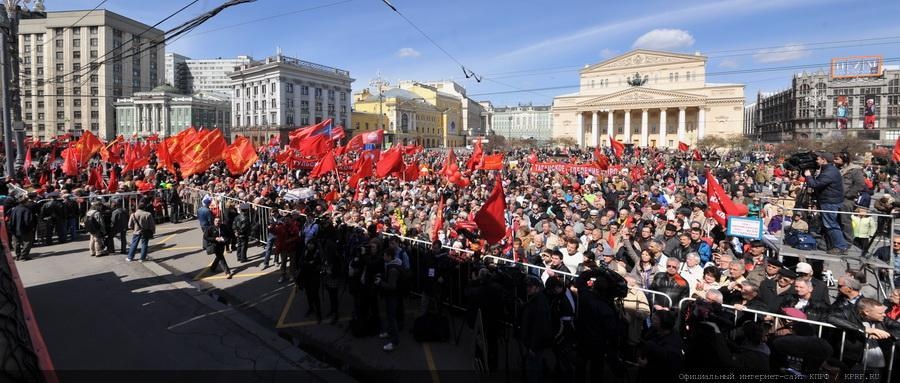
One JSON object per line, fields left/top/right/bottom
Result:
{"left": 783, "top": 151, "right": 818, "bottom": 172}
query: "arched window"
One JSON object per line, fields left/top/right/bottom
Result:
{"left": 401, "top": 113, "right": 409, "bottom": 133}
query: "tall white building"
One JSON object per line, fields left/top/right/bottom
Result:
{"left": 228, "top": 52, "right": 353, "bottom": 146}
{"left": 491, "top": 104, "right": 553, "bottom": 141}
{"left": 164, "top": 53, "right": 252, "bottom": 98}
{"left": 19, "top": 10, "right": 165, "bottom": 140}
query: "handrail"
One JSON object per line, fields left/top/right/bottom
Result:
{"left": 771, "top": 203, "right": 895, "bottom": 218}
{"left": 34, "top": 189, "right": 158, "bottom": 204}
{"left": 677, "top": 297, "right": 838, "bottom": 329}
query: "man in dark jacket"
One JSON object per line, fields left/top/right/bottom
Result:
{"left": 804, "top": 152, "right": 849, "bottom": 254}
{"left": 198, "top": 196, "right": 214, "bottom": 249}
{"left": 232, "top": 203, "right": 251, "bottom": 263}
{"left": 649, "top": 258, "right": 689, "bottom": 308}
{"left": 835, "top": 152, "right": 868, "bottom": 242}
{"left": 758, "top": 267, "right": 797, "bottom": 312}
{"left": 166, "top": 182, "right": 182, "bottom": 223}
{"left": 110, "top": 200, "right": 129, "bottom": 254}
{"left": 9, "top": 196, "right": 37, "bottom": 261}
{"left": 827, "top": 297, "right": 900, "bottom": 374}
{"left": 39, "top": 193, "right": 61, "bottom": 246}
{"left": 520, "top": 275, "right": 553, "bottom": 383}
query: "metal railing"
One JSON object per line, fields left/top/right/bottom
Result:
{"left": 678, "top": 297, "right": 894, "bottom": 381}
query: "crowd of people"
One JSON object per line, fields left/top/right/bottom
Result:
{"left": 3, "top": 138, "right": 900, "bottom": 381}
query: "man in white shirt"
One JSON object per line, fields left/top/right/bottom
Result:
{"left": 560, "top": 238, "right": 583, "bottom": 273}
{"left": 680, "top": 252, "right": 705, "bottom": 296}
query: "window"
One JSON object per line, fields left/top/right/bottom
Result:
{"left": 56, "top": 86, "right": 63, "bottom": 94}
{"left": 25, "top": 101, "right": 31, "bottom": 109}
{"left": 73, "top": 51, "right": 80, "bottom": 59}
{"left": 37, "top": 113, "right": 44, "bottom": 120}
{"left": 340, "top": 92, "right": 345, "bottom": 101}
{"left": 286, "top": 83, "right": 294, "bottom": 93}
{"left": 301, "top": 86, "right": 309, "bottom": 95}
{"left": 253, "top": 101, "right": 258, "bottom": 110}
{"left": 669, "top": 73, "right": 673, "bottom": 82}
{"left": 23, "top": 56, "right": 30, "bottom": 64}
{"left": 73, "top": 39, "right": 80, "bottom": 48}
{"left": 90, "top": 38, "right": 97, "bottom": 47}
{"left": 91, "top": 123, "right": 98, "bottom": 130}
{"left": 56, "top": 63, "right": 63, "bottom": 71}
{"left": 271, "top": 99, "right": 276, "bottom": 109}
{"left": 262, "top": 100, "right": 266, "bottom": 110}
{"left": 328, "top": 89, "right": 335, "bottom": 99}
{"left": 73, "top": 87, "right": 81, "bottom": 95}
{"left": 253, "top": 86, "right": 258, "bottom": 95}
{"left": 315, "top": 88, "right": 322, "bottom": 97}
{"left": 56, "top": 99, "right": 63, "bottom": 107}
{"left": 315, "top": 102, "right": 322, "bottom": 112}
{"left": 674, "top": 72, "right": 679, "bottom": 82}
{"left": 55, "top": 40, "right": 62, "bottom": 48}
{"left": 55, "top": 51, "right": 62, "bottom": 60}
{"left": 90, "top": 26, "right": 98, "bottom": 35}
{"left": 90, "top": 99, "right": 98, "bottom": 107}
{"left": 25, "top": 113, "right": 32, "bottom": 120}
{"left": 261, "top": 84, "right": 266, "bottom": 94}
{"left": 90, "top": 111, "right": 98, "bottom": 119}
{"left": 246, "top": 102, "right": 250, "bottom": 111}
{"left": 37, "top": 101, "right": 44, "bottom": 108}
{"left": 73, "top": 74, "right": 80, "bottom": 83}
{"left": 90, "top": 50, "right": 97, "bottom": 58}
{"left": 73, "top": 99, "right": 81, "bottom": 107}
{"left": 90, "top": 74, "right": 97, "bottom": 83}
{"left": 56, "top": 111, "right": 64, "bottom": 120}
{"left": 72, "top": 27, "right": 80, "bottom": 34}
{"left": 301, "top": 100, "right": 309, "bottom": 113}
{"left": 235, "top": 88, "right": 240, "bottom": 97}
{"left": 74, "top": 111, "right": 81, "bottom": 119}
{"left": 90, "top": 87, "right": 98, "bottom": 96}
{"left": 245, "top": 88, "right": 250, "bottom": 97}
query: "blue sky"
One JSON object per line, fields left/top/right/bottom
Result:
{"left": 51, "top": 0, "right": 900, "bottom": 106}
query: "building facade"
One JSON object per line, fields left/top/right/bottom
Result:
{"left": 743, "top": 102, "right": 757, "bottom": 138}
{"left": 114, "top": 84, "right": 230, "bottom": 139}
{"left": 165, "top": 53, "right": 252, "bottom": 98}
{"left": 353, "top": 82, "right": 465, "bottom": 148}
{"left": 424, "top": 80, "right": 486, "bottom": 137}
{"left": 19, "top": 10, "right": 165, "bottom": 140}
{"left": 490, "top": 104, "right": 553, "bottom": 141}
{"left": 755, "top": 66, "right": 900, "bottom": 145}
{"left": 755, "top": 89, "right": 793, "bottom": 142}
{"left": 229, "top": 52, "right": 353, "bottom": 146}
{"left": 552, "top": 49, "right": 745, "bottom": 148}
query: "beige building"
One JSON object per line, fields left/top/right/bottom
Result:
{"left": 19, "top": 10, "right": 165, "bottom": 140}
{"left": 552, "top": 49, "right": 744, "bottom": 148}
{"left": 352, "top": 81, "right": 465, "bottom": 148}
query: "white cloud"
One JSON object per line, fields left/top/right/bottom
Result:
{"left": 718, "top": 58, "right": 739, "bottom": 68}
{"left": 396, "top": 47, "right": 421, "bottom": 58}
{"left": 753, "top": 44, "right": 809, "bottom": 63}
{"left": 632, "top": 29, "right": 695, "bottom": 51}
{"left": 600, "top": 48, "right": 617, "bottom": 58}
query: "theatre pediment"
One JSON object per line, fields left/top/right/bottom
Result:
{"left": 577, "top": 88, "right": 706, "bottom": 107}
{"left": 582, "top": 50, "right": 705, "bottom": 73}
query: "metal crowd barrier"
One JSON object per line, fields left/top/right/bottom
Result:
{"left": 768, "top": 203, "right": 898, "bottom": 296}
{"left": 678, "top": 297, "right": 894, "bottom": 381}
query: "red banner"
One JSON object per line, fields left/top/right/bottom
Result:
{"left": 530, "top": 162, "right": 624, "bottom": 176}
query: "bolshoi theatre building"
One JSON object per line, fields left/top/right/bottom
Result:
{"left": 552, "top": 49, "right": 745, "bottom": 148}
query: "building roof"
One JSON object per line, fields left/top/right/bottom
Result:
{"left": 151, "top": 84, "right": 182, "bottom": 94}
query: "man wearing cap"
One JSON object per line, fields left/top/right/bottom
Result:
{"left": 232, "top": 203, "right": 251, "bottom": 263}
{"left": 657, "top": 223, "right": 680, "bottom": 256}
{"left": 794, "top": 262, "right": 830, "bottom": 305}
{"left": 744, "top": 241, "right": 771, "bottom": 286}
{"left": 759, "top": 267, "right": 796, "bottom": 312}
{"left": 803, "top": 152, "right": 849, "bottom": 254}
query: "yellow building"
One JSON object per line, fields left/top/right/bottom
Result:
{"left": 352, "top": 82, "right": 465, "bottom": 148}
{"left": 552, "top": 49, "right": 745, "bottom": 148}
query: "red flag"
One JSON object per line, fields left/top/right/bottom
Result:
{"left": 180, "top": 128, "right": 227, "bottom": 177}
{"left": 528, "top": 150, "right": 538, "bottom": 164}
{"left": 38, "top": 172, "right": 48, "bottom": 187}
{"left": 122, "top": 143, "right": 149, "bottom": 173}
{"left": 331, "top": 126, "right": 346, "bottom": 141}
{"left": 75, "top": 130, "right": 105, "bottom": 166}
{"left": 678, "top": 141, "right": 689, "bottom": 152}
{"left": 474, "top": 175, "right": 507, "bottom": 245}
{"left": 267, "top": 135, "right": 280, "bottom": 147}
{"left": 223, "top": 135, "right": 259, "bottom": 175}
{"left": 289, "top": 119, "right": 334, "bottom": 142}
{"left": 481, "top": 154, "right": 504, "bottom": 170}
{"left": 61, "top": 147, "right": 79, "bottom": 176}
{"left": 294, "top": 134, "right": 333, "bottom": 157}
{"left": 23, "top": 145, "right": 32, "bottom": 171}
{"left": 431, "top": 196, "right": 445, "bottom": 241}
{"left": 87, "top": 167, "right": 103, "bottom": 190}
{"left": 108, "top": 168, "right": 118, "bottom": 193}
{"left": 466, "top": 140, "right": 483, "bottom": 171}
{"left": 442, "top": 148, "right": 458, "bottom": 176}
{"left": 893, "top": 137, "right": 900, "bottom": 162}
{"left": 309, "top": 151, "right": 337, "bottom": 179}
{"left": 275, "top": 148, "right": 294, "bottom": 165}
{"left": 706, "top": 170, "right": 743, "bottom": 226}
{"left": 609, "top": 137, "right": 624, "bottom": 159}
{"left": 157, "top": 138, "right": 172, "bottom": 172}
{"left": 692, "top": 149, "right": 703, "bottom": 161}
{"left": 376, "top": 147, "right": 403, "bottom": 178}
{"left": 403, "top": 160, "right": 421, "bottom": 181}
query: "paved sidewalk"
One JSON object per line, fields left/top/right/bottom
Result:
{"left": 15, "top": 224, "right": 353, "bottom": 382}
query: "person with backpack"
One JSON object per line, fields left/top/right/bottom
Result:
{"left": 232, "top": 203, "right": 251, "bottom": 263}
{"left": 378, "top": 250, "right": 403, "bottom": 352}
{"left": 85, "top": 202, "right": 108, "bottom": 257}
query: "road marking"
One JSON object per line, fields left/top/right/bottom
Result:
{"left": 155, "top": 234, "right": 177, "bottom": 245}
{"left": 192, "top": 263, "right": 215, "bottom": 281}
{"left": 277, "top": 316, "right": 351, "bottom": 328}
{"left": 201, "top": 270, "right": 275, "bottom": 281}
{"left": 276, "top": 286, "right": 297, "bottom": 328}
{"left": 423, "top": 343, "right": 440, "bottom": 383}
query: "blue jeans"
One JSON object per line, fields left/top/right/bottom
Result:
{"left": 820, "top": 202, "right": 849, "bottom": 250}
{"left": 262, "top": 235, "right": 276, "bottom": 266}
{"left": 67, "top": 218, "right": 78, "bottom": 241}
{"left": 127, "top": 233, "right": 149, "bottom": 261}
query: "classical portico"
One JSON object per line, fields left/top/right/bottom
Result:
{"left": 552, "top": 49, "right": 744, "bottom": 148}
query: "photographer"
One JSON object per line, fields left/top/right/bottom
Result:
{"left": 803, "top": 152, "right": 850, "bottom": 254}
